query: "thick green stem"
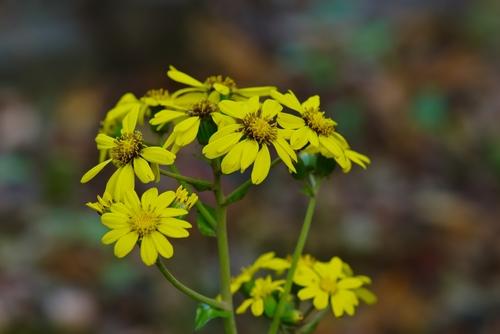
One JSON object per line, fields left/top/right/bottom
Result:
{"left": 159, "top": 168, "right": 213, "bottom": 190}
{"left": 268, "top": 179, "right": 320, "bottom": 334}
{"left": 156, "top": 259, "right": 227, "bottom": 310}
{"left": 214, "top": 169, "right": 238, "bottom": 333}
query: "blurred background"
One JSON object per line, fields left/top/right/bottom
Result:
{"left": 1, "top": 0, "right": 500, "bottom": 333}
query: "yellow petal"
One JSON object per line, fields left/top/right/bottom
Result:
{"left": 159, "top": 217, "right": 192, "bottom": 229}
{"left": 115, "top": 164, "right": 135, "bottom": 198}
{"left": 290, "top": 127, "right": 310, "bottom": 150}
{"left": 124, "top": 189, "right": 141, "bottom": 210}
{"left": 236, "top": 299, "right": 253, "bottom": 314}
{"left": 318, "top": 135, "right": 343, "bottom": 157}
{"left": 251, "top": 145, "right": 271, "bottom": 184}
{"left": 240, "top": 140, "right": 259, "bottom": 171}
{"left": 141, "top": 147, "right": 176, "bottom": 165}
{"left": 208, "top": 124, "right": 242, "bottom": 143}
{"left": 277, "top": 113, "right": 305, "bottom": 129}
{"left": 218, "top": 100, "right": 247, "bottom": 119}
{"left": 307, "top": 128, "right": 319, "bottom": 147}
{"left": 173, "top": 116, "right": 199, "bottom": 133}
{"left": 101, "top": 212, "right": 129, "bottom": 229}
{"left": 80, "top": 159, "right": 112, "bottom": 183}
{"left": 133, "top": 158, "right": 155, "bottom": 183}
{"left": 236, "top": 86, "right": 276, "bottom": 97}
{"left": 251, "top": 299, "right": 264, "bottom": 316}
{"left": 154, "top": 191, "right": 176, "bottom": 210}
{"left": 114, "top": 231, "right": 138, "bottom": 258}
{"left": 95, "top": 134, "right": 117, "bottom": 150}
{"left": 101, "top": 227, "right": 131, "bottom": 245}
{"left": 151, "top": 231, "right": 174, "bottom": 258}
{"left": 175, "top": 118, "right": 200, "bottom": 146}
{"left": 297, "top": 286, "right": 319, "bottom": 300}
{"left": 313, "top": 291, "right": 329, "bottom": 310}
{"left": 158, "top": 223, "right": 189, "bottom": 238}
{"left": 140, "top": 235, "right": 158, "bottom": 266}
{"left": 150, "top": 110, "right": 187, "bottom": 125}
{"left": 338, "top": 278, "right": 364, "bottom": 290}
{"left": 121, "top": 109, "right": 139, "bottom": 134}
{"left": 141, "top": 187, "right": 159, "bottom": 209}
{"left": 302, "top": 95, "right": 320, "bottom": 110}
{"left": 345, "top": 150, "right": 371, "bottom": 169}
{"left": 272, "top": 140, "right": 296, "bottom": 173}
{"left": 221, "top": 140, "right": 246, "bottom": 174}
{"left": 202, "top": 132, "right": 243, "bottom": 159}
{"left": 211, "top": 112, "right": 237, "bottom": 126}
{"left": 159, "top": 207, "right": 188, "bottom": 218}
{"left": 167, "top": 66, "right": 204, "bottom": 87}
{"left": 271, "top": 90, "right": 303, "bottom": 112}
{"left": 261, "top": 99, "right": 282, "bottom": 119}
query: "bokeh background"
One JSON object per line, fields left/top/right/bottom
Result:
{"left": 1, "top": 0, "right": 500, "bottom": 333}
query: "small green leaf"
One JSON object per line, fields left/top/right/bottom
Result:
{"left": 224, "top": 182, "right": 252, "bottom": 205}
{"left": 196, "top": 204, "right": 216, "bottom": 237}
{"left": 264, "top": 296, "right": 277, "bottom": 318}
{"left": 197, "top": 118, "right": 218, "bottom": 145}
{"left": 194, "top": 303, "right": 229, "bottom": 331}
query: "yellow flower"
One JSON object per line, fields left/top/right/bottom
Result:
{"left": 167, "top": 66, "right": 275, "bottom": 101}
{"left": 294, "top": 257, "right": 370, "bottom": 317}
{"left": 272, "top": 90, "right": 370, "bottom": 172}
{"left": 202, "top": 96, "right": 297, "bottom": 184}
{"left": 231, "top": 252, "right": 290, "bottom": 294}
{"left": 100, "top": 188, "right": 193, "bottom": 266}
{"left": 140, "top": 88, "right": 173, "bottom": 107}
{"left": 150, "top": 92, "right": 234, "bottom": 152}
{"left": 80, "top": 110, "right": 176, "bottom": 198}
{"left": 172, "top": 186, "right": 198, "bottom": 210}
{"left": 236, "top": 276, "right": 285, "bottom": 316}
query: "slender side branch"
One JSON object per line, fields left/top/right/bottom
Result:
{"left": 268, "top": 178, "right": 320, "bottom": 334}
{"left": 297, "top": 310, "right": 328, "bottom": 334}
{"left": 159, "top": 168, "right": 213, "bottom": 190}
{"left": 156, "top": 259, "right": 227, "bottom": 310}
{"left": 222, "top": 158, "right": 280, "bottom": 206}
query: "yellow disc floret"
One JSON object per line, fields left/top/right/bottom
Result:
{"left": 303, "top": 109, "right": 335, "bottom": 136}
{"left": 242, "top": 113, "right": 277, "bottom": 144}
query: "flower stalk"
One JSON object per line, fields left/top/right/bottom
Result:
{"left": 268, "top": 177, "right": 320, "bottom": 334}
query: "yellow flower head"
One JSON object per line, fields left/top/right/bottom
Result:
{"left": 141, "top": 88, "right": 173, "bottom": 107}
{"left": 294, "top": 257, "right": 372, "bottom": 317}
{"left": 100, "top": 187, "right": 193, "bottom": 266}
{"left": 272, "top": 90, "right": 371, "bottom": 173}
{"left": 202, "top": 96, "right": 298, "bottom": 184}
{"left": 172, "top": 185, "right": 198, "bottom": 210}
{"left": 230, "top": 252, "right": 290, "bottom": 294}
{"left": 150, "top": 91, "right": 234, "bottom": 152}
{"left": 167, "top": 66, "right": 275, "bottom": 101}
{"left": 236, "top": 276, "right": 285, "bottom": 317}
{"left": 80, "top": 110, "right": 176, "bottom": 199}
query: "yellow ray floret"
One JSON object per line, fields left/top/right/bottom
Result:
{"left": 202, "top": 96, "right": 298, "bottom": 184}
{"left": 100, "top": 188, "right": 193, "bottom": 266}
{"left": 272, "top": 90, "right": 371, "bottom": 173}
{"left": 80, "top": 109, "right": 176, "bottom": 199}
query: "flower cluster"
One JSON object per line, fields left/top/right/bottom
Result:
{"left": 81, "top": 66, "right": 370, "bottom": 264}
{"left": 231, "top": 253, "right": 375, "bottom": 324}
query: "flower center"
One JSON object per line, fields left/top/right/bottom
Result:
{"left": 205, "top": 75, "right": 237, "bottom": 90}
{"left": 188, "top": 100, "right": 218, "bottom": 117}
{"left": 319, "top": 277, "right": 337, "bottom": 294}
{"left": 251, "top": 280, "right": 277, "bottom": 298}
{"left": 130, "top": 211, "right": 159, "bottom": 237}
{"left": 110, "top": 131, "right": 143, "bottom": 166}
{"left": 242, "top": 113, "right": 277, "bottom": 144}
{"left": 303, "top": 109, "right": 335, "bottom": 136}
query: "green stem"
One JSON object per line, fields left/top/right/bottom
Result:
{"left": 156, "top": 259, "right": 227, "bottom": 310}
{"left": 268, "top": 179, "right": 320, "bottom": 334}
{"left": 159, "top": 168, "right": 213, "bottom": 191}
{"left": 213, "top": 169, "right": 238, "bottom": 334}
